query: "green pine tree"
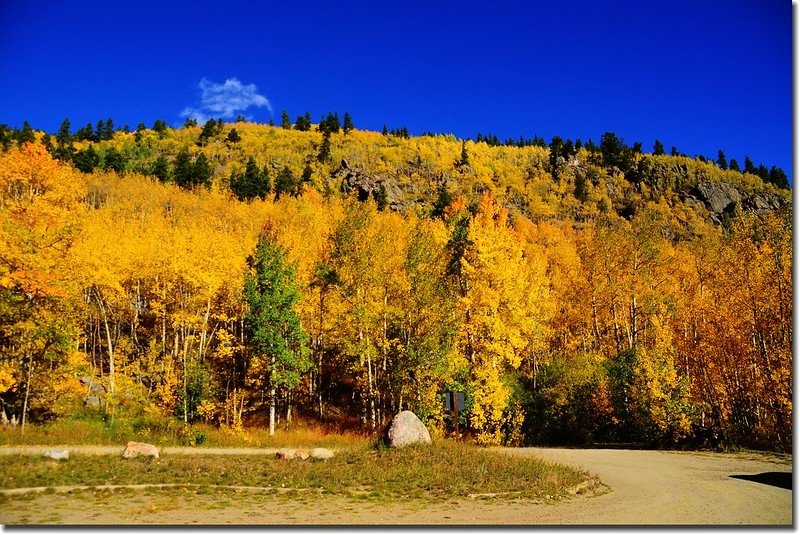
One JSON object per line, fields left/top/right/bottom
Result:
{"left": 193, "top": 152, "right": 212, "bottom": 189}
{"left": 343, "top": 112, "right": 354, "bottom": 135}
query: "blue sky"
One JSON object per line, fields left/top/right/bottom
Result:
{"left": 0, "top": 0, "right": 792, "bottom": 178}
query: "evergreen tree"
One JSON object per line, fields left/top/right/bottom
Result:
{"left": 102, "top": 147, "right": 126, "bottom": 173}
{"left": 382, "top": 124, "right": 388, "bottom": 136}
{"left": 0, "top": 124, "right": 13, "bottom": 150}
{"left": 729, "top": 158, "right": 740, "bottom": 172}
{"left": 16, "top": 121, "right": 35, "bottom": 146}
{"left": 197, "top": 118, "right": 218, "bottom": 146}
{"left": 294, "top": 113, "right": 311, "bottom": 131}
{"left": 653, "top": 139, "right": 665, "bottom": 156}
{"left": 768, "top": 166, "right": 790, "bottom": 189}
{"left": 301, "top": 162, "right": 313, "bottom": 183}
{"left": 281, "top": 110, "right": 291, "bottom": 130}
{"left": 153, "top": 119, "right": 168, "bottom": 137}
{"left": 183, "top": 117, "right": 198, "bottom": 128}
{"left": 172, "top": 149, "right": 193, "bottom": 188}
{"left": 102, "top": 117, "right": 115, "bottom": 140}
{"left": 150, "top": 155, "right": 170, "bottom": 182}
{"left": 431, "top": 183, "right": 453, "bottom": 219}
{"left": 73, "top": 145, "right": 100, "bottom": 173}
{"left": 317, "top": 131, "right": 332, "bottom": 163}
{"left": 274, "top": 165, "right": 297, "bottom": 200}
{"left": 226, "top": 128, "right": 241, "bottom": 143}
{"left": 193, "top": 152, "right": 213, "bottom": 189}
{"left": 744, "top": 155, "right": 756, "bottom": 175}
{"left": 244, "top": 235, "right": 310, "bottom": 436}
{"left": 600, "top": 131, "right": 628, "bottom": 169}
{"left": 75, "top": 122, "right": 95, "bottom": 142}
{"left": 230, "top": 157, "right": 270, "bottom": 201}
{"left": 95, "top": 119, "right": 105, "bottom": 141}
{"left": 342, "top": 112, "right": 354, "bottom": 135}
{"left": 549, "top": 136, "right": 565, "bottom": 172}
{"left": 716, "top": 150, "right": 728, "bottom": 170}
{"left": 41, "top": 133, "right": 53, "bottom": 153}
{"left": 670, "top": 146, "right": 679, "bottom": 157}
{"left": 53, "top": 118, "right": 75, "bottom": 161}
{"left": 56, "top": 118, "right": 72, "bottom": 147}
{"left": 458, "top": 141, "right": 470, "bottom": 168}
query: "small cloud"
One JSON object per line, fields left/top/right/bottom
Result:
{"left": 181, "top": 78, "right": 272, "bottom": 123}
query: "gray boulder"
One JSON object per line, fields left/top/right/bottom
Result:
{"left": 387, "top": 410, "right": 432, "bottom": 448}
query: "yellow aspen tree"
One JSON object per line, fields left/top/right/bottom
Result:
{"left": 0, "top": 144, "right": 85, "bottom": 431}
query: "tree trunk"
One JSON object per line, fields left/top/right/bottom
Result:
{"left": 94, "top": 286, "right": 115, "bottom": 394}
{"left": 20, "top": 353, "right": 34, "bottom": 435}
{"left": 269, "top": 355, "right": 276, "bottom": 436}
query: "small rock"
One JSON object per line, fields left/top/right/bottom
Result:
{"left": 295, "top": 449, "right": 310, "bottom": 460}
{"left": 310, "top": 448, "right": 334, "bottom": 460}
{"left": 43, "top": 449, "right": 69, "bottom": 460}
{"left": 122, "top": 441, "right": 159, "bottom": 459}
{"left": 84, "top": 395, "right": 101, "bottom": 408}
{"left": 387, "top": 410, "right": 432, "bottom": 448}
{"left": 275, "top": 448, "right": 296, "bottom": 460}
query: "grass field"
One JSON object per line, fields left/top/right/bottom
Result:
{"left": 0, "top": 441, "right": 591, "bottom": 502}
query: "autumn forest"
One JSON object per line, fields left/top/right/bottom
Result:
{"left": 0, "top": 116, "right": 791, "bottom": 451}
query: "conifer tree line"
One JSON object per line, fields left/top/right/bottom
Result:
{"left": 0, "top": 118, "right": 791, "bottom": 451}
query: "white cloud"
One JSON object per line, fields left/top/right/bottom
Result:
{"left": 181, "top": 78, "right": 272, "bottom": 123}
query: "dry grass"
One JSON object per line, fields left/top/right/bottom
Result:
{"left": 0, "top": 416, "right": 367, "bottom": 450}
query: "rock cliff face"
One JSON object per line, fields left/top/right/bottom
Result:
{"left": 332, "top": 156, "right": 788, "bottom": 227}
{"left": 681, "top": 180, "right": 785, "bottom": 224}
{"left": 334, "top": 159, "right": 408, "bottom": 211}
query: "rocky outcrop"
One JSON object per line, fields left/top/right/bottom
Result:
{"left": 386, "top": 411, "right": 432, "bottom": 448}
{"left": 121, "top": 441, "right": 159, "bottom": 459}
{"left": 334, "top": 159, "right": 407, "bottom": 211}
{"left": 682, "top": 180, "right": 786, "bottom": 224}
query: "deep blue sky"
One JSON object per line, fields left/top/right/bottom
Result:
{"left": 0, "top": 0, "right": 792, "bottom": 179}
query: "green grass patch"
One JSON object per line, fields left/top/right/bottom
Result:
{"left": 0, "top": 441, "right": 588, "bottom": 501}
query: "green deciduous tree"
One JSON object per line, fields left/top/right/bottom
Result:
{"left": 244, "top": 234, "right": 311, "bottom": 436}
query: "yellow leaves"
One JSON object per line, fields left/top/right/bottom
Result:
{"left": 0, "top": 361, "right": 16, "bottom": 394}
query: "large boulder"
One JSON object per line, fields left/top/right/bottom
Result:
{"left": 122, "top": 441, "right": 159, "bottom": 459}
{"left": 387, "top": 411, "right": 432, "bottom": 448}
{"left": 275, "top": 448, "right": 296, "bottom": 460}
{"left": 309, "top": 448, "right": 334, "bottom": 460}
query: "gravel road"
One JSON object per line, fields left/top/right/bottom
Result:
{"left": 0, "top": 446, "right": 791, "bottom": 525}
{"left": 498, "top": 447, "right": 792, "bottom": 525}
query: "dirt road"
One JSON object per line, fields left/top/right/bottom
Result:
{"left": 0, "top": 447, "right": 791, "bottom": 525}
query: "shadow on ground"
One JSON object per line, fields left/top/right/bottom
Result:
{"left": 729, "top": 472, "right": 792, "bottom": 490}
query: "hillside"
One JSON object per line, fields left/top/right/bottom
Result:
{"left": 0, "top": 120, "right": 792, "bottom": 451}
